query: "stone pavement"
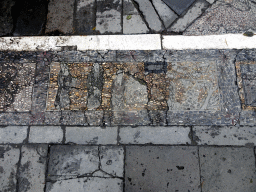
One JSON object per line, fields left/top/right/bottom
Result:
{"left": 1, "top": 0, "right": 256, "bottom": 36}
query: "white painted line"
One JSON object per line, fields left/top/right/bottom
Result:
{"left": 0, "top": 34, "right": 161, "bottom": 51}
{"left": 162, "top": 34, "right": 256, "bottom": 50}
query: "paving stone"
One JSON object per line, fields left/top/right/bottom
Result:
{"left": 0, "top": 126, "right": 27, "bottom": 144}
{"left": 123, "top": 0, "right": 149, "bottom": 34}
{"left": 18, "top": 145, "right": 48, "bottom": 192}
{"left": 61, "top": 111, "right": 87, "bottom": 126}
{"left": 44, "top": 111, "right": 61, "bottom": 125}
{"left": 45, "top": 0, "right": 75, "bottom": 34}
{"left": 0, "top": 145, "right": 20, "bottom": 192}
{"left": 119, "top": 126, "right": 191, "bottom": 144}
{"left": 125, "top": 146, "right": 200, "bottom": 191}
{"left": 0, "top": 0, "right": 15, "bottom": 36}
{"left": 96, "top": 50, "right": 117, "bottom": 62}
{"left": 74, "top": 0, "right": 96, "bottom": 35}
{"left": 47, "top": 145, "right": 99, "bottom": 181}
{"left": 65, "top": 127, "right": 117, "bottom": 144}
{"left": 133, "top": 0, "right": 164, "bottom": 32}
{"left": 152, "top": 0, "right": 178, "bottom": 28}
{"left": 29, "top": 126, "right": 63, "bottom": 143}
{"left": 162, "top": 0, "right": 197, "bottom": 15}
{"left": 184, "top": 0, "right": 256, "bottom": 35}
{"left": 199, "top": 147, "right": 256, "bottom": 191}
{"left": 46, "top": 177, "right": 123, "bottom": 192}
{"left": 240, "top": 110, "right": 256, "bottom": 126}
{"left": 168, "top": 0, "right": 209, "bottom": 32}
{"left": 12, "top": 0, "right": 47, "bottom": 36}
{"left": 193, "top": 126, "right": 256, "bottom": 146}
{"left": 99, "top": 146, "right": 124, "bottom": 177}
{"left": 85, "top": 111, "right": 103, "bottom": 126}
{"left": 96, "top": 0, "right": 122, "bottom": 34}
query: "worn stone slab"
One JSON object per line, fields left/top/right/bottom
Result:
{"left": 168, "top": 0, "right": 209, "bottom": 32}
{"left": 29, "top": 126, "right": 63, "bottom": 143}
{"left": 185, "top": 0, "right": 256, "bottom": 35}
{"left": 0, "top": 145, "right": 20, "bottom": 191}
{"left": 119, "top": 126, "right": 191, "bottom": 144}
{"left": 46, "top": 177, "right": 123, "bottom": 192}
{"left": 45, "top": 0, "right": 75, "bottom": 34}
{"left": 99, "top": 146, "right": 124, "bottom": 177}
{"left": 0, "top": 126, "right": 27, "bottom": 144}
{"left": 47, "top": 145, "right": 99, "bottom": 180}
{"left": 0, "top": 0, "right": 15, "bottom": 36}
{"left": 125, "top": 146, "right": 200, "bottom": 191}
{"left": 65, "top": 127, "right": 117, "bottom": 144}
{"left": 133, "top": 0, "right": 164, "bottom": 32}
{"left": 18, "top": 145, "right": 48, "bottom": 192}
{"left": 162, "top": 0, "right": 196, "bottom": 15}
{"left": 96, "top": 0, "right": 122, "bottom": 34}
{"left": 193, "top": 126, "right": 256, "bottom": 146}
{"left": 199, "top": 147, "right": 256, "bottom": 191}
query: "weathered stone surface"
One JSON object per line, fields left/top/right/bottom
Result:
{"left": 199, "top": 147, "right": 256, "bottom": 191}
{"left": 45, "top": 0, "right": 75, "bottom": 34}
{"left": 29, "top": 126, "right": 63, "bottom": 143}
{"left": 184, "top": 0, "right": 256, "bottom": 35}
{"left": 99, "top": 146, "right": 124, "bottom": 177}
{"left": 65, "top": 127, "right": 117, "bottom": 144}
{"left": 125, "top": 146, "right": 200, "bottom": 191}
{"left": 0, "top": 145, "right": 20, "bottom": 191}
{"left": 46, "top": 177, "right": 123, "bottom": 192}
{"left": 119, "top": 126, "right": 191, "bottom": 144}
{"left": 85, "top": 111, "right": 103, "bottom": 126}
{"left": 162, "top": 0, "right": 196, "bottom": 15}
{"left": 96, "top": 0, "right": 122, "bottom": 34}
{"left": 168, "top": 0, "right": 209, "bottom": 32}
{"left": 152, "top": 0, "right": 178, "bottom": 28}
{"left": 133, "top": 0, "right": 164, "bottom": 32}
{"left": 18, "top": 145, "right": 48, "bottom": 192}
{"left": 47, "top": 145, "right": 99, "bottom": 180}
{"left": 74, "top": 0, "right": 96, "bottom": 35}
{"left": 194, "top": 126, "right": 256, "bottom": 146}
{"left": 123, "top": 0, "right": 149, "bottom": 34}
{"left": 240, "top": 110, "right": 256, "bottom": 126}
{"left": 44, "top": 111, "right": 61, "bottom": 125}
{"left": 0, "top": 126, "right": 27, "bottom": 144}
{"left": 0, "top": 0, "right": 15, "bottom": 36}
{"left": 61, "top": 111, "right": 87, "bottom": 126}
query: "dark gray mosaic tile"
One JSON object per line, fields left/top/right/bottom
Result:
{"left": 149, "top": 110, "right": 167, "bottom": 125}
{"left": 61, "top": 111, "right": 88, "bottom": 126}
{"left": 85, "top": 111, "right": 103, "bottom": 126}
{"left": 44, "top": 111, "right": 61, "bottom": 125}
{"left": 162, "top": 0, "right": 197, "bottom": 15}
{"left": 116, "top": 50, "right": 166, "bottom": 62}
{"left": 0, "top": 113, "right": 32, "bottom": 125}
{"left": 96, "top": 51, "right": 117, "bottom": 62}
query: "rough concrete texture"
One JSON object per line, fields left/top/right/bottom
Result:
{"left": 0, "top": 126, "right": 27, "bottom": 144}
{"left": 119, "top": 126, "right": 191, "bottom": 144}
{"left": 0, "top": 145, "right": 20, "bottom": 192}
{"left": 18, "top": 145, "right": 48, "bottom": 192}
{"left": 29, "top": 126, "right": 63, "bottom": 143}
{"left": 0, "top": 0, "right": 15, "bottom": 36}
{"left": 125, "top": 146, "right": 200, "bottom": 191}
{"left": 184, "top": 0, "right": 256, "bottom": 35}
{"left": 46, "top": 177, "right": 123, "bottom": 192}
{"left": 133, "top": 0, "right": 164, "bottom": 32}
{"left": 199, "top": 147, "right": 256, "bottom": 192}
{"left": 193, "top": 126, "right": 256, "bottom": 146}
{"left": 169, "top": 0, "right": 209, "bottom": 32}
{"left": 96, "top": 0, "right": 122, "bottom": 34}
{"left": 65, "top": 127, "right": 117, "bottom": 144}
{"left": 45, "top": 0, "right": 75, "bottom": 34}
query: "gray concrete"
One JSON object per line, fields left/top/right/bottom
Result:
{"left": 193, "top": 126, "right": 256, "bottom": 146}
{"left": 29, "top": 126, "right": 63, "bottom": 143}
{"left": 199, "top": 147, "right": 256, "bottom": 192}
{"left": 65, "top": 127, "right": 117, "bottom": 144}
{"left": 0, "top": 126, "right": 27, "bottom": 144}
{"left": 119, "top": 126, "right": 191, "bottom": 144}
{"left": 45, "top": 0, "right": 75, "bottom": 34}
{"left": 46, "top": 177, "right": 123, "bottom": 192}
{"left": 18, "top": 145, "right": 48, "bottom": 192}
{"left": 0, "top": 145, "right": 20, "bottom": 192}
{"left": 125, "top": 146, "right": 200, "bottom": 191}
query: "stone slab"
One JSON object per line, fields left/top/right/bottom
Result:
{"left": 0, "top": 126, "right": 27, "bottom": 144}
{"left": 125, "top": 146, "right": 200, "bottom": 191}
{"left": 193, "top": 126, "right": 256, "bottom": 146}
{"left": 162, "top": 0, "right": 196, "bottom": 15}
{"left": 18, "top": 145, "right": 48, "bottom": 192}
{"left": 119, "top": 126, "right": 191, "bottom": 144}
{"left": 65, "top": 127, "right": 117, "bottom": 144}
{"left": 29, "top": 126, "right": 63, "bottom": 143}
{"left": 45, "top": 0, "right": 75, "bottom": 34}
{"left": 46, "top": 177, "right": 123, "bottom": 192}
{"left": 199, "top": 147, "right": 256, "bottom": 191}
{"left": 0, "top": 145, "right": 20, "bottom": 192}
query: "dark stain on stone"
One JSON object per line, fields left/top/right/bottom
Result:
{"left": 106, "top": 160, "right": 112, "bottom": 165}
{"left": 97, "top": 0, "right": 121, "bottom": 13}
{"left": 176, "top": 166, "right": 184, "bottom": 170}
{"left": 227, "top": 169, "right": 232, "bottom": 174}
{"left": 144, "top": 61, "right": 167, "bottom": 74}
